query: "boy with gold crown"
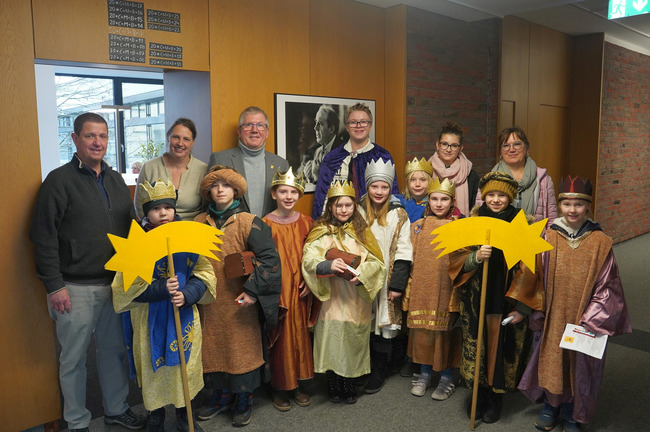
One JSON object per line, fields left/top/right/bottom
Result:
{"left": 358, "top": 159, "right": 413, "bottom": 394}
{"left": 519, "top": 176, "right": 631, "bottom": 432}
{"left": 405, "top": 177, "right": 462, "bottom": 401}
{"left": 400, "top": 157, "right": 435, "bottom": 222}
{"left": 112, "top": 179, "right": 217, "bottom": 432}
{"left": 262, "top": 168, "right": 319, "bottom": 412}
{"left": 302, "top": 180, "right": 386, "bottom": 404}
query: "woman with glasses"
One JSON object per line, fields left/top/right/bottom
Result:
{"left": 478, "top": 126, "right": 557, "bottom": 229}
{"left": 312, "top": 103, "right": 398, "bottom": 220}
{"left": 428, "top": 122, "right": 479, "bottom": 217}
{"left": 135, "top": 117, "right": 208, "bottom": 221}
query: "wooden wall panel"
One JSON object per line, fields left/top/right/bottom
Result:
{"left": 208, "top": 0, "right": 311, "bottom": 214}
{"left": 209, "top": 0, "right": 398, "bottom": 216}
{"left": 500, "top": 16, "right": 573, "bottom": 197}
{"left": 527, "top": 23, "right": 571, "bottom": 178}
{"left": 537, "top": 105, "right": 570, "bottom": 188}
{"left": 309, "top": 0, "right": 386, "bottom": 147}
{"left": 209, "top": 0, "right": 310, "bottom": 153}
{"left": 32, "top": 0, "right": 209, "bottom": 70}
{"left": 384, "top": 5, "right": 407, "bottom": 191}
{"left": 569, "top": 34, "right": 604, "bottom": 210}
{"left": 0, "top": 1, "right": 60, "bottom": 430}
{"left": 499, "top": 16, "right": 529, "bottom": 134}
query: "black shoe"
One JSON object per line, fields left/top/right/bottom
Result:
{"left": 342, "top": 377, "right": 357, "bottom": 404}
{"left": 104, "top": 408, "right": 146, "bottom": 430}
{"left": 69, "top": 429, "right": 89, "bottom": 432}
{"left": 232, "top": 392, "right": 253, "bottom": 427}
{"left": 176, "top": 407, "right": 203, "bottom": 432}
{"left": 388, "top": 334, "right": 408, "bottom": 374}
{"left": 326, "top": 371, "right": 343, "bottom": 403}
{"left": 466, "top": 388, "right": 487, "bottom": 420}
{"left": 147, "top": 407, "right": 165, "bottom": 432}
{"left": 197, "top": 389, "right": 233, "bottom": 421}
{"left": 482, "top": 392, "right": 503, "bottom": 424}
{"left": 365, "top": 351, "right": 389, "bottom": 394}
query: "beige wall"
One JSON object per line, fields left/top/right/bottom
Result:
{"left": 32, "top": 0, "right": 209, "bottom": 70}
{"left": 0, "top": 1, "right": 60, "bottom": 430}
{"left": 499, "top": 16, "right": 573, "bottom": 188}
{"left": 209, "top": 0, "right": 406, "bottom": 216}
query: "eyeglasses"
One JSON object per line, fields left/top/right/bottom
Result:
{"left": 501, "top": 141, "right": 525, "bottom": 151}
{"left": 240, "top": 122, "right": 268, "bottom": 131}
{"left": 346, "top": 120, "right": 371, "bottom": 128}
{"left": 439, "top": 142, "right": 461, "bottom": 151}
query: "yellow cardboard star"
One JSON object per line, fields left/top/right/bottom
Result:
{"left": 105, "top": 220, "right": 224, "bottom": 290}
{"left": 430, "top": 210, "right": 552, "bottom": 272}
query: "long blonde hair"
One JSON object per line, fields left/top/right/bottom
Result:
{"left": 362, "top": 194, "right": 389, "bottom": 227}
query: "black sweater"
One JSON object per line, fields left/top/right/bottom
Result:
{"left": 30, "top": 156, "right": 135, "bottom": 293}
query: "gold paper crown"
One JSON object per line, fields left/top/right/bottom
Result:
{"left": 405, "top": 157, "right": 434, "bottom": 178}
{"left": 327, "top": 180, "right": 356, "bottom": 200}
{"left": 138, "top": 179, "right": 176, "bottom": 205}
{"left": 271, "top": 167, "right": 306, "bottom": 196}
{"left": 427, "top": 177, "right": 456, "bottom": 198}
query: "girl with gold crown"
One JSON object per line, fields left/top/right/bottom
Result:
{"left": 400, "top": 157, "right": 434, "bottom": 222}
{"left": 262, "top": 168, "right": 319, "bottom": 412}
{"left": 519, "top": 176, "right": 631, "bottom": 432}
{"left": 302, "top": 180, "right": 386, "bottom": 404}
{"left": 358, "top": 159, "right": 413, "bottom": 394}
{"left": 405, "top": 177, "right": 462, "bottom": 401}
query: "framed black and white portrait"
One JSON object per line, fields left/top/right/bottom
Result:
{"left": 274, "top": 93, "right": 376, "bottom": 193}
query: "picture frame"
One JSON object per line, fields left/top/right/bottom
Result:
{"left": 274, "top": 93, "right": 376, "bottom": 193}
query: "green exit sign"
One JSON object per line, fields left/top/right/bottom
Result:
{"left": 609, "top": 0, "right": 650, "bottom": 18}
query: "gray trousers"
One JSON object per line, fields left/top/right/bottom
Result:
{"left": 49, "top": 282, "right": 129, "bottom": 429}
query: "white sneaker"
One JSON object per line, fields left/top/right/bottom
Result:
{"left": 410, "top": 373, "right": 432, "bottom": 397}
{"left": 431, "top": 378, "right": 455, "bottom": 401}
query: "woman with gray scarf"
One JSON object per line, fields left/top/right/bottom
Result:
{"left": 476, "top": 126, "right": 557, "bottom": 229}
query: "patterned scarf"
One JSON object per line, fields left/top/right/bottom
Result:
{"left": 493, "top": 157, "right": 538, "bottom": 216}
{"left": 429, "top": 151, "right": 473, "bottom": 216}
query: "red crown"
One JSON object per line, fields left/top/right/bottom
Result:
{"left": 558, "top": 176, "right": 592, "bottom": 201}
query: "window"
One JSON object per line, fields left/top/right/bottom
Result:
{"left": 55, "top": 73, "right": 164, "bottom": 174}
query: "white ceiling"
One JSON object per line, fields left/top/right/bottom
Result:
{"left": 357, "top": 0, "right": 650, "bottom": 55}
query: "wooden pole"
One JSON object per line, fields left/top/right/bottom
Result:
{"left": 167, "top": 237, "right": 194, "bottom": 432}
{"left": 470, "top": 230, "right": 491, "bottom": 430}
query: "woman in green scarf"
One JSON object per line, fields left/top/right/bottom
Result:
{"left": 476, "top": 126, "right": 557, "bottom": 230}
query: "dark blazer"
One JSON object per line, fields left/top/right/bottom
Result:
{"left": 208, "top": 146, "right": 289, "bottom": 217}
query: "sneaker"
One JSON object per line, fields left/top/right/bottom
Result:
{"left": 535, "top": 403, "right": 561, "bottom": 431}
{"left": 104, "top": 408, "right": 146, "bottom": 430}
{"left": 400, "top": 359, "right": 418, "bottom": 377}
{"left": 410, "top": 373, "right": 432, "bottom": 397}
{"left": 176, "top": 407, "right": 203, "bottom": 432}
{"left": 562, "top": 419, "right": 582, "bottom": 432}
{"left": 147, "top": 407, "right": 165, "bottom": 432}
{"left": 197, "top": 389, "right": 233, "bottom": 421}
{"left": 431, "top": 378, "right": 455, "bottom": 401}
{"left": 232, "top": 392, "right": 253, "bottom": 427}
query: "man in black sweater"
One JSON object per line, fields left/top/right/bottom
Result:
{"left": 30, "top": 113, "right": 144, "bottom": 432}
